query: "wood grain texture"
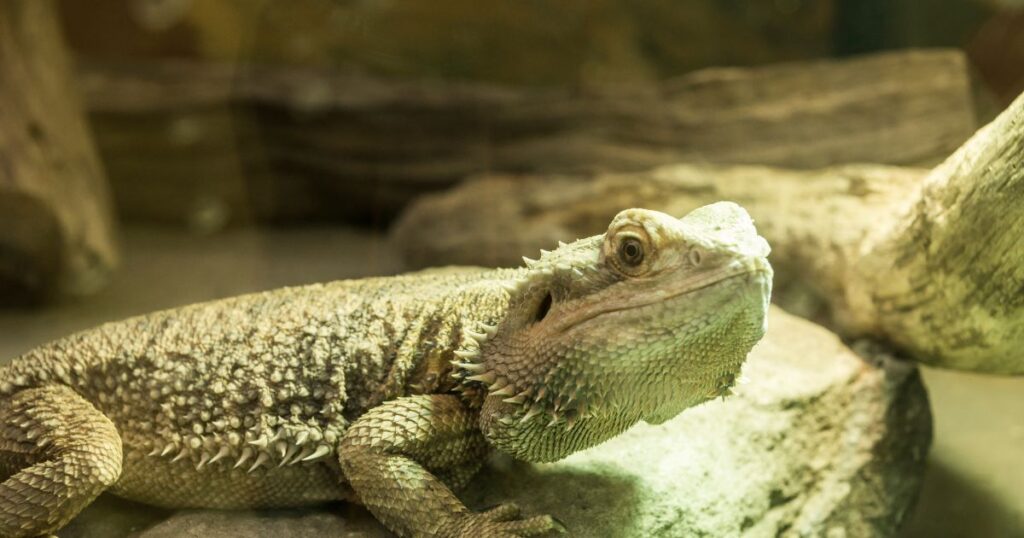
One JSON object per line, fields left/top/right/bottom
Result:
{"left": 842, "top": 91, "right": 1024, "bottom": 374}
{"left": 79, "top": 49, "right": 975, "bottom": 224}
{"left": 0, "top": 0, "right": 117, "bottom": 302}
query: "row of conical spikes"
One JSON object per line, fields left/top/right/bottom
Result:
{"left": 490, "top": 382, "right": 596, "bottom": 432}
{"left": 451, "top": 241, "right": 601, "bottom": 429}
{"left": 145, "top": 425, "right": 333, "bottom": 473}
{"left": 448, "top": 320, "right": 497, "bottom": 390}
{"left": 449, "top": 320, "right": 595, "bottom": 432}
{"left": 494, "top": 239, "right": 602, "bottom": 298}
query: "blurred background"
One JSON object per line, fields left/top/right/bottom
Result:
{"left": 1, "top": 0, "right": 1023, "bottom": 536}
{"left": 52, "top": 0, "right": 1024, "bottom": 231}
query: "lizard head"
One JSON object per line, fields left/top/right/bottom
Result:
{"left": 454, "top": 202, "right": 772, "bottom": 462}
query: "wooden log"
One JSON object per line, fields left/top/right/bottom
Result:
{"left": 392, "top": 91, "right": 1024, "bottom": 374}
{"left": 79, "top": 49, "right": 976, "bottom": 224}
{"left": 841, "top": 91, "right": 1024, "bottom": 374}
{"left": 0, "top": 0, "right": 118, "bottom": 303}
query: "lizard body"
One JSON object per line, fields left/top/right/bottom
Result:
{"left": 0, "top": 203, "right": 772, "bottom": 537}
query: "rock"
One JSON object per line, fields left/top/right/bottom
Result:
{"left": 63, "top": 307, "right": 929, "bottom": 537}
{"left": 57, "top": 495, "right": 167, "bottom": 538}
{"left": 135, "top": 507, "right": 390, "bottom": 538}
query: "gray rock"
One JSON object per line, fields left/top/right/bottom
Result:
{"left": 65, "top": 307, "right": 931, "bottom": 537}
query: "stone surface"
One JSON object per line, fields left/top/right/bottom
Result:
{"left": 56, "top": 306, "right": 931, "bottom": 537}
{"left": 135, "top": 508, "right": 389, "bottom": 538}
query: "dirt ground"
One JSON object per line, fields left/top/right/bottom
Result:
{"left": 0, "top": 226, "right": 1021, "bottom": 537}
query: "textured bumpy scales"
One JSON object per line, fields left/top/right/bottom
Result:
{"left": 0, "top": 204, "right": 772, "bottom": 538}
{"left": 0, "top": 272, "right": 512, "bottom": 510}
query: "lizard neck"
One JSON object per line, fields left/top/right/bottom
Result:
{"left": 388, "top": 268, "right": 520, "bottom": 408}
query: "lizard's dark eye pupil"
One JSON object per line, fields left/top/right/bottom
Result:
{"left": 619, "top": 238, "right": 644, "bottom": 266}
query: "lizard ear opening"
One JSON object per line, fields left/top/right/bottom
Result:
{"left": 534, "top": 292, "right": 552, "bottom": 323}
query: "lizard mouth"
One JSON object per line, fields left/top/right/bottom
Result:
{"left": 556, "top": 257, "right": 772, "bottom": 334}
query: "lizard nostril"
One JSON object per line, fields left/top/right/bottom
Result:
{"left": 688, "top": 248, "right": 704, "bottom": 266}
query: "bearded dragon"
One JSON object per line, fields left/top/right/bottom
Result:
{"left": 0, "top": 203, "right": 772, "bottom": 538}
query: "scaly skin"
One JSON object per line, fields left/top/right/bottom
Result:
{"left": 0, "top": 203, "right": 772, "bottom": 537}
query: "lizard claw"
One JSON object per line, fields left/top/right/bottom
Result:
{"left": 451, "top": 504, "right": 565, "bottom": 537}
{"left": 481, "top": 502, "right": 522, "bottom": 521}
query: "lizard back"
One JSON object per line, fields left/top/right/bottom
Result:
{"left": 0, "top": 268, "right": 511, "bottom": 508}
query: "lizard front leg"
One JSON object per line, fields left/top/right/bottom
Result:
{"left": 0, "top": 385, "right": 123, "bottom": 537}
{"left": 338, "top": 394, "right": 562, "bottom": 538}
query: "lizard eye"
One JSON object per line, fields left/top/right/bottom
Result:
{"left": 619, "top": 238, "right": 644, "bottom": 266}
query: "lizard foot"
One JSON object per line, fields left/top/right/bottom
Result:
{"left": 450, "top": 503, "right": 566, "bottom": 537}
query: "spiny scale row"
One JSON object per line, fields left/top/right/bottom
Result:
{"left": 520, "top": 242, "right": 592, "bottom": 278}
{"left": 449, "top": 321, "right": 497, "bottom": 385}
{"left": 450, "top": 318, "right": 591, "bottom": 432}
{"left": 144, "top": 424, "right": 335, "bottom": 474}
{"left": 497, "top": 240, "right": 599, "bottom": 297}
{"left": 452, "top": 242, "right": 602, "bottom": 429}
